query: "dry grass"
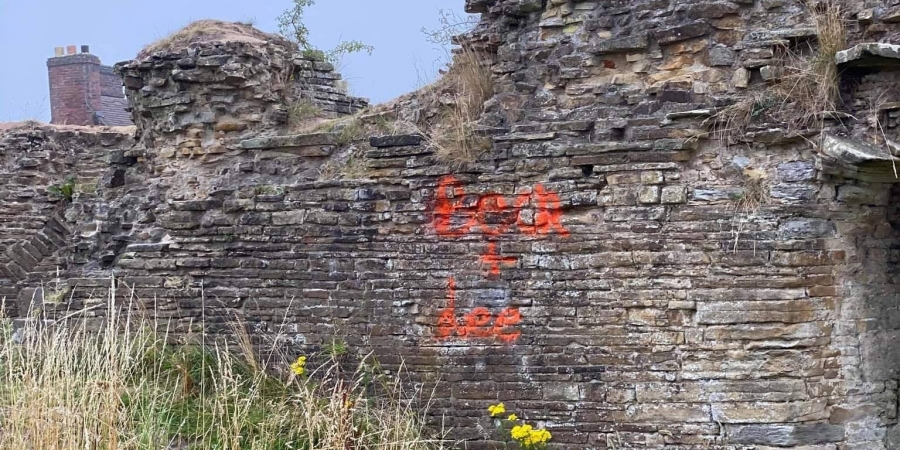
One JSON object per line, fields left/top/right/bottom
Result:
{"left": 706, "top": 0, "right": 847, "bottom": 140}
{"left": 730, "top": 168, "right": 770, "bottom": 252}
{"left": 0, "top": 284, "right": 443, "bottom": 450}
{"left": 429, "top": 46, "right": 494, "bottom": 166}
{"left": 140, "top": 20, "right": 289, "bottom": 58}
{"left": 315, "top": 114, "right": 425, "bottom": 181}
{"left": 286, "top": 98, "right": 323, "bottom": 129}
{"left": 706, "top": 91, "right": 776, "bottom": 142}
{"left": 771, "top": 0, "right": 847, "bottom": 129}
{"left": 734, "top": 168, "right": 770, "bottom": 217}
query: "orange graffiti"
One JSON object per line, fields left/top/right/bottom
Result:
{"left": 433, "top": 177, "right": 474, "bottom": 237}
{"left": 479, "top": 242, "right": 517, "bottom": 278}
{"left": 518, "top": 184, "right": 570, "bottom": 237}
{"left": 436, "top": 277, "right": 522, "bottom": 343}
{"left": 432, "top": 176, "right": 569, "bottom": 239}
{"left": 431, "top": 178, "right": 565, "bottom": 342}
{"left": 435, "top": 277, "right": 458, "bottom": 340}
{"left": 492, "top": 308, "right": 522, "bottom": 343}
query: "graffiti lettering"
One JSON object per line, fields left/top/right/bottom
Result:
{"left": 431, "top": 177, "right": 567, "bottom": 343}
{"left": 433, "top": 176, "right": 569, "bottom": 239}
{"left": 436, "top": 277, "right": 522, "bottom": 343}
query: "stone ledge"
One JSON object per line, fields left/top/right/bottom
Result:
{"left": 836, "top": 42, "right": 900, "bottom": 68}
{"left": 239, "top": 133, "right": 336, "bottom": 156}
{"left": 369, "top": 135, "right": 424, "bottom": 148}
{"left": 817, "top": 134, "right": 900, "bottom": 183}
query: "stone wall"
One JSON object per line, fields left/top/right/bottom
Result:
{"left": 0, "top": 125, "right": 132, "bottom": 317}
{"left": 3, "top": 2, "right": 900, "bottom": 448}
{"left": 114, "top": 38, "right": 368, "bottom": 159}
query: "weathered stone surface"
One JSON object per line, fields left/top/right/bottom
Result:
{"left": 709, "top": 45, "right": 736, "bottom": 66}
{"left": 587, "top": 34, "right": 649, "bottom": 54}
{"left": 241, "top": 133, "right": 335, "bottom": 150}
{"left": 727, "top": 424, "right": 845, "bottom": 446}
{"left": 654, "top": 20, "right": 710, "bottom": 45}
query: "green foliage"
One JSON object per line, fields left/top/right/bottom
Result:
{"left": 48, "top": 176, "right": 76, "bottom": 202}
{"left": 277, "top": 0, "right": 373, "bottom": 64}
{"left": 254, "top": 185, "right": 285, "bottom": 196}
{"left": 751, "top": 96, "right": 776, "bottom": 118}
{"left": 325, "top": 337, "right": 348, "bottom": 360}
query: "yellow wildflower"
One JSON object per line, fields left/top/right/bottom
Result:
{"left": 487, "top": 402, "right": 506, "bottom": 417}
{"left": 290, "top": 355, "right": 307, "bottom": 376}
{"left": 510, "top": 424, "right": 532, "bottom": 440}
{"left": 524, "top": 428, "right": 551, "bottom": 446}
{"left": 535, "top": 428, "right": 552, "bottom": 443}
{"left": 507, "top": 414, "right": 518, "bottom": 422}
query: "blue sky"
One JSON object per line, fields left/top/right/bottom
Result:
{"left": 0, "top": 0, "right": 466, "bottom": 122}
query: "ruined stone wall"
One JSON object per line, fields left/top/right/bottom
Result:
{"left": 2, "top": 1, "right": 900, "bottom": 448}
{"left": 115, "top": 39, "right": 367, "bottom": 159}
{"left": 0, "top": 125, "right": 133, "bottom": 317}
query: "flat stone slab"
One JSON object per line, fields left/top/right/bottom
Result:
{"left": 818, "top": 134, "right": 900, "bottom": 182}
{"left": 240, "top": 133, "right": 336, "bottom": 157}
{"left": 369, "top": 134, "right": 424, "bottom": 148}
{"left": 240, "top": 133, "right": 335, "bottom": 150}
{"left": 836, "top": 43, "right": 900, "bottom": 68}
{"left": 727, "top": 424, "right": 845, "bottom": 447}
{"left": 822, "top": 134, "right": 897, "bottom": 165}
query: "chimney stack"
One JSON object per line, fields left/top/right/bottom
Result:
{"left": 47, "top": 45, "right": 102, "bottom": 125}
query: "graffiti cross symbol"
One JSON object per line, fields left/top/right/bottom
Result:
{"left": 479, "top": 242, "right": 517, "bottom": 278}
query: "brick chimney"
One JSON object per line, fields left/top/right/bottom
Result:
{"left": 47, "top": 45, "right": 102, "bottom": 125}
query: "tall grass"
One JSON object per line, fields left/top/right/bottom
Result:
{"left": 771, "top": 0, "right": 847, "bottom": 130}
{"left": 430, "top": 46, "right": 494, "bottom": 166}
{"left": 0, "top": 286, "right": 442, "bottom": 450}
{"left": 706, "top": 0, "right": 847, "bottom": 140}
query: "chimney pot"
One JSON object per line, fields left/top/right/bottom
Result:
{"left": 54, "top": 47, "right": 65, "bottom": 57}
{"left": 81, "top": 45, "right": 90, "bottom": 54}
{"left": 66, "top": 45, "right": 76, "bottom": 55}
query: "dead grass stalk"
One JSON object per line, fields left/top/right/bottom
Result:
{"left": 429, "top": 46, "right": 494, "bottom": 166}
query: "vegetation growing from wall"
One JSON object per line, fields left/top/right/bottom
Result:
{"left": 277, "top": 0, "right": 373, "bottom": 64}
{"left": 47, "top": 176, "right": 75, "bottom": 202}
{"left": 428, "top": 46, "right": 494, "bottom": 166}
{"left": 708, "top": 0, "right": 847, "bottom": 141}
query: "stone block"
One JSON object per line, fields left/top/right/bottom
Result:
{"left": 587, "top": 34, "right": 649, "bottom": 54}
{"left": 709, "top": 45, "right": 735, "bottom": 66}
{"left": 640, "top": 171, "right": 664, "bottom": 185}
{"left": 272, "top": 210, "right": 307, "bottom": 225}
{"left": 369, "top": 135, "right": 423, "bottom": 148}
{"left": 543, "top": 383, "right": 581, "bottom": 401}
{"left": 733, "top": 67, "right": 750, "bottom": 88}
{"left": 711, "top": 399, "right": 829, "bottom": 423}
{"left": 727, "top": 424, "right": 845, "bottom": 446}
{"left": 654, "top": 20, "right": 710, "bottom": 45}
{"left": 660, "top": 186, "right": 686, "bottom": 204}
{"left": 638, "top": 186, "right": 661, "bottom": 204}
